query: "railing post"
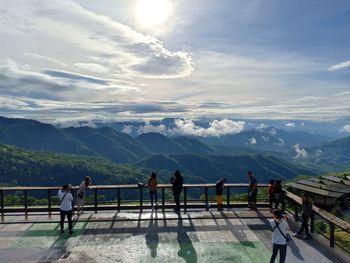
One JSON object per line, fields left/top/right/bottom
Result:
{"left": 0, "top": 190, "right": 4, "bottom": 221}
{"left": 205, "top": 187, "right": 209, "bottom": 211}
{"left": 184, "top": 187, "right": 187, "bottom": 214}
{"left": 139, "top": 186, "right": 143, "bottom": 213}
{"left": 117, "top": 188, "right": 121, "bottom": 212}
{"left": 162, "top": 187, "right": 165, "bottom": 212}
{"left": 94, "top": 188, "right": 98, "bottom": 213}
{"left": 329, "top": 222, "right": 335, "bottom": 247}
{"left": 226, "top": 186, "right": 230, "bottom": 210}
{"left": 310, "top": 211, "right": 314, "bottom": 233}
{"left": 24, "top": 190, "right": 28, "bottom": 219}
{"left": 48, "top": 189, "right": 52, "bottom": 217}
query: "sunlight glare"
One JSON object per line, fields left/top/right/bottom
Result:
{"left": 136, "top": 0, "right": 171, "bottom": 28}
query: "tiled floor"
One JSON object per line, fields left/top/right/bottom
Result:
{"left": 0, "top": 209, "right": 343, "bottom": 262}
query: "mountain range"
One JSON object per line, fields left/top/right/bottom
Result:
{"left": 0, "top": 116, "right": 349, "bottom": 187}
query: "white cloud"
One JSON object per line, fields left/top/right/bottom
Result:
{"left": 328, "top": 60, "right": 350, "bottom": 71}
{"left": 293, "top": 144, "right": 308, "bottom": 159}
{"left": 169, "top": 119, "right": 245, "bottom": 137}
{"left": 261, "top": 136, "right": 270, "bottom": 142}
{"left": 340, "top": 124, "right": 350, "bottom": 133}
{"left": 275, "top": 138, "right": 285, "bottom": 147}
{"left": 122, "top": 125, "right": 133, "bottom": 134}
{"left": 248, "top": 137, "right": 257, "bottom": 145}
{"left": 138, "top": 122, "right": 168, "bottom": 135}
{"left": 135, "top": 118, "right": 245, "bottom": 137}
{"left": 285, "top": 122, "right": 296, "bottom": 127}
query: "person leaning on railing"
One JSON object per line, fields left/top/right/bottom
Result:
{"left": 77, "top": 176, "right": 92, "bottom": 215}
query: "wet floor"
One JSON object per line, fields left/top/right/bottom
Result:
{"left": 0, "top": 209, "right": 343, "bottom": 263}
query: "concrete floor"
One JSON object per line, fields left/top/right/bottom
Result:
{"left": 0, "top": 209, "right": 344, "bottom": 263}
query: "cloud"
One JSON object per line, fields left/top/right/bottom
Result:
{"left": 328, "top": 60, "right": 350, "bottom": 71}
{"left": 340, "top": 124, "right": 350, "bottom": 133}
{"left": 293, "top": 144, "right": 308, "bottom": 158}
{"left": 135, "top": 118, "right": 245, "bottom": 137}
{"left": 275, "top": 138, "right": 285, "bottom": 147}
{"left": 248, "top": 137, "right": 257, "bottom": 145}
{"left": 285, "top": 122, "right": 296, "bottom": 127}
{"left": 169, "top": 119, "right": 245, "bottom": 137}
{"left": 122, "top": 125, "right": 133, "bottom": 134}
{"left": 138, "top": 122, "right": 168, "bottom": 135}
{"left": 0, "top": 0, "right": 193, "bottom": 103}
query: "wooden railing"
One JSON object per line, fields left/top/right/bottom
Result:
{"left": 285, "top": 190, "right": 350, "bottom": 249}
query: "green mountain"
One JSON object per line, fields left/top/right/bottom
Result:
{"left": 136, "top": 153, "right": 317, "bottom": 183}
{"left": 302, "top": 136, "right": 350, "bottom": 171}
{"left": 136, "top": 133, "right": 214, "bottom": 155}
{"left": 0, "top": 144, "right": 146, "bottom": 187}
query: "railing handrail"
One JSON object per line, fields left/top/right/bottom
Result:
{"left": 285, "top": 190, "right": 350, "bottom": 233}
{"left": 0, "top": 183, "right": 269, "bottom": 191}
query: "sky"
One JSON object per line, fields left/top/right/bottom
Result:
{"left": 0, "top": 0, "right": 349, "bottom": 127}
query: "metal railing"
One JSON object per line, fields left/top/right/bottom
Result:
{"left": 1, "top": 183, "right": 349, "bottom": 250}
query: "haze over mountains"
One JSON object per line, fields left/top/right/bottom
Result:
{"left": 0, "top": 116, "right": 349, "bottom": 187}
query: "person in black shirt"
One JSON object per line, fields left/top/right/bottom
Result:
{"left": 216, "top": 178, "right": 226, "bottom": 211}
{"left": 170, "top": 170, "right": 183, "bottom": 213}
{"left": 247, "top": 171, "right": 258, "bottom": 210}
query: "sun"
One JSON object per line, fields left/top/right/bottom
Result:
{"left": 135, "top": 0, "right": 171, "bottom": 28}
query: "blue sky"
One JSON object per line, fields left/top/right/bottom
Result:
{"left": 0, "top": 0, "right": 349, "bottom": 126}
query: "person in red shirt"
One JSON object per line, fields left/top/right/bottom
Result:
{"left": 148, "top": 172, "right": 158, "bottom": 209}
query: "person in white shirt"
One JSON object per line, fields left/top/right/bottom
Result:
{"left": 270, "top": 209, "right": 288, "bottom": 263}
{"left": 58, "top": 184, "right": 74, "bottom": 235}
{"left": 77, "top": 176, "right": 91, "bottom": 215}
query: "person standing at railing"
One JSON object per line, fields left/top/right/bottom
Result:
{"left": 148, "top": 172, "right": 158, "bottom": 209}
{"left": 77, "top": 176, "right": 91, "bottom": 215}
{"left": 247, "top": 171, "right": 258, "bottom": 210}
{"left": 268, "top": 180, "right": 275, "bottom": 212}
{"left": 171, "top": 170, "right": 183, "bottom": 214}
{"left": 216, "top": 178, "right": 226, "bottom": 211}
{"left": 58, "top": 184, "right": 74, "bottom": 235}
{"left": 270, "top": 209, "right": 289, "bottom": 263}
{"left": 274, "top": 180, "right": 286, "bottom": 212}
{"left": 293, "top": 193, "right": 312, "bottom": 239}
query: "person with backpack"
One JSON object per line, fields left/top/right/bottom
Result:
{"left": 270, "top": 209, "right": 289, "bottom": 263}
{"left": 170, "top": 170, "right": 183, "bottom": 213}
{"left": 58, "top": 184, "right": 74, "bottom": 235}
{"left": 216, "top": 178, "right": 226, "bottom": 211}
{"left": 77, "top": 176, "right": 91, "bottom": 215}
{"left": 148, "top": 172, "right": 158, "bottom": 208}
{"left": 293, "top": 193, "right": 312, "bottom": 239}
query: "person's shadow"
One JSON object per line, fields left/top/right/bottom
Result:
{"left": 145, "top": 210, "right": 159, "bottom": 258}
{"left": 177, "top": 214, "right": 198, "bottom": 263}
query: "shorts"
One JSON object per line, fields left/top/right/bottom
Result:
{"left": 77, "top": 196, "right": 85, "bottom": 206}
{"left": 217, "top": 195, "right": 223, "bottom": 205}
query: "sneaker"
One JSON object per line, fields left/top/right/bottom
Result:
{"left": 69, "top": 231, "right": 74, "bottom": 235}
{"left": 303, "top": 235, "right": 311, "bottom": 239}
{"left": 60, "top": 230, "right": 64, "bottom": 234}
{"left": 292, "top": 233, "right": 301, "bottom": 238}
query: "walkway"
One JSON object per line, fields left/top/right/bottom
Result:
{"left": 0, "top": 208, "right": 344, "bottom": 263}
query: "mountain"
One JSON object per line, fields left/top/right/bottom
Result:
{"left": 136, "top": 153, "right": 317, "bottom": 183}
{"left": 0, "top": 144, "right": 146, "bottom": 188}
{"left": 0, "top": 116, "right": 97, "bottom": 156}
{"left": 64, "top": 126, "right": 150, "bottom": 163}
{"left": 200, "top": 127, "right": 332, "bottom": 153}
{"left": 136, "top": 133, "right": 214, "bottom": 155}
{"left": 301, "top": 136, "right": 350, "bottom": 171}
